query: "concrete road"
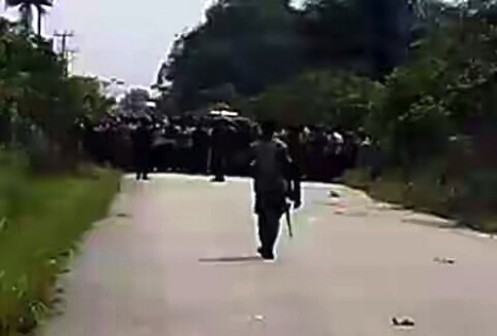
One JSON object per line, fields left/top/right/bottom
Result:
{"left": 41, "top": 174, "right": 497, "bottom": 336}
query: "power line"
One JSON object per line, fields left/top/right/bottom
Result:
{"left": 54, "top": 30, "right": 75, "bottom": 76}
{"left": 54, "top": 30, "right": 74, "bottom": 56}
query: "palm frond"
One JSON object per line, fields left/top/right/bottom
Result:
{"left": 5, "top": 0, "right": 24, "bottom": 7}
{"left": 5, "top": 0, "right": 53, "bottom": 7}
{"left": 33, "top": 0, "right": 53, "bottom": 7}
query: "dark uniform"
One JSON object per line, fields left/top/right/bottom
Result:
{"left": 249, "top": 122, "right": 302, "bottom": 261}
{"left": 192, "top": 126, "right": 209, "bottom": 174}
{"left": 132, "top": 121, "right": 153, "bottom": 181}
{"left": 210, "top": 124, "right": 230, "bottom": 182}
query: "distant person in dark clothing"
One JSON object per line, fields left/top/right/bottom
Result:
{"left": 282, "top": 126, "right": 306, "bottom": 179}
{"left": 210, "top": 122, "right": 231, "bottom": 182}
{"left": 192, "top": 125, "right": 209, "bottom": 174}
{"left": 164, "top": 124, "right": 180, "bottom": 172}
{"left": 357, "top": 133, "right": 383, "bottom": 181}
{"left": 308, "top": 127, "right": 327, "bottom": 180}
{"left": 132, "top": 118, "right": 153, "bottom": 181}
{"left": 248, "top": 120, "right": 302, "bottom": 261}
{"left": 176, "top": 126, "right": 191, "bottom": 172}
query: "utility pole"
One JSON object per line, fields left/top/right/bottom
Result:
{"left": 65, "top": 49, "right": 78, "bottom": 75}
{"left": 54, "top": 30, "right": 75, "bottom": 76}
{"left": 54, "top": 30, "right": 74, "bottom": 56}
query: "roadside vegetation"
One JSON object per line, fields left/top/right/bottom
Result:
{"left": 0, "top": 5, "right": 119, "bottom": 334}
{"left": 0, "top": 153, "right": 119, "bottom": 334}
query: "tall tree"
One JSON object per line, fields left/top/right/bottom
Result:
{"left": 5, "top": 0, "right": 53, "bottom": 36}
{"left": 159, "top": 0, "right": 303, "bottom": 111}
{"left": 160, "top": 0, "right": 428, "bottom": 113}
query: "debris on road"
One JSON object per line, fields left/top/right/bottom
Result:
{"left": 434, "top": 257, "right": 456, "bottom": 265}
{"left": 392, "top": 317, "right": 415, "bottom": 328}
{"left": 249, "top": 315, "right": 265, "bottom": 323}
{"left": 328, "top": 190, "right": 340, "bottom": 198}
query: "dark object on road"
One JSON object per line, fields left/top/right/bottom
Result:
{"left": 328, "top": 190, "right": 340, "bottom": 198}
{"left": 434, "top": 257, "right": 456, "bottom": 264}
{"left": 211, "top": 176, "right": 226, "bottom": 183}
{"left": 392, "top": 317, "right": 415, "bottom": 328}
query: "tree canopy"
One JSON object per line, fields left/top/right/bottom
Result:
{"left": 157, "top": 0, "right": 497, "bottom": 187}
{"left": 5, "top": 0, "right": 53, "bottom": 35}
{"left": 0, "top": 17, "right": 115, "bottom": 170}
{"left": 158, "top": 0, "right": 422, "bottom": 112}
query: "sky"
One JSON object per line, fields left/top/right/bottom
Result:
{"left": 1, "top": 0, "right": 215, "bottom": 87}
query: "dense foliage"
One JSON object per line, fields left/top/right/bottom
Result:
{"left": 243, "top": 70, "right": 384, "bottom": 129}
{"left": 5, "top": 0, "right": 53, "bottom": 35}
{"left": 0, "top": 18, "right": 114, "bottom": 171}
{"left": 0, "top": 12, "right": 118, "bottom": 335}
{"left": 162, "top": 0, "right": 497, "bottom": 164}
{"left": 158, "top": 0, "right": 416, "bottom": 111}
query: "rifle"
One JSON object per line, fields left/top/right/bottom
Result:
{"left": 285, "top": 202, "right": 293, "bottom": 238}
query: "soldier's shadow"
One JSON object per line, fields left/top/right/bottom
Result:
{"left": 199, "top": 256, "right": 261, "bottom": 263}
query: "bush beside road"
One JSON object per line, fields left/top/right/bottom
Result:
{"left": 0, "top": 154, "right": 120, "bottom": 335}
{"left": 344, "top": 168, "right": 497, "bottom": 233}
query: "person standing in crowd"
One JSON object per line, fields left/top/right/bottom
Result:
{"left": 164, "top": 123, "right": 179, "bottom": 172}
{"left": 210, "top": 121, "right": 230, "bottom": 182}
{"left": 308, "top": 126, "right": 327, "bottom": 180}
{"left": 329, "top": 128, "right": 345, "bottom": 180}
{"left": 356, "top": 131, "right": 383, "bottom": 181}
{"left": 114, "top": 119, "right": 132, "bottom": 170}
{"left": 283, "top": 126, "right": 306, "bottom": 179}
{"left": 248, "top": 120, "right": 302, "bottom": 261}
{"left": 176, "top": 125, "right": 188, "bottom": 172}
{"left": 132, "top": 117, "right": 153, "bottom": 181}
{"left": 192, "top": 122, "right": 210, "bottom": 174}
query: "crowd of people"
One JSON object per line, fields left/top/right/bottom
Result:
{"left": 79, "top": 113, "right": 382, "bottom": 182}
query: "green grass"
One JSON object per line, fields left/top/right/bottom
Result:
{"left": 479, "top": 216, "right": 497, "bottom": 233}
{"left": 344, "top": 169, "right": 409, "bottom": 205}
{"left": 344, "top": 168, "right": 496, "bottom": 232}
{"left": 0, "top": 161, "right": 120, "bottom": 335}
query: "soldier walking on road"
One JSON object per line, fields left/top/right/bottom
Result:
{"left": 249, "top": 121, "right": 302, "bottom": 261}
